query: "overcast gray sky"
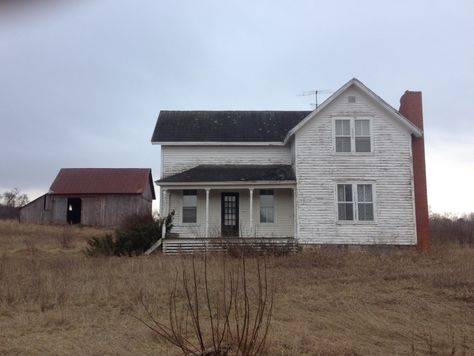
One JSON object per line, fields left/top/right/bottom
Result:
{"left": 0, "top": 0, "right": 473, "bottom": 214}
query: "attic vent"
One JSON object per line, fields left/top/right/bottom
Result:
{"left": 348, "top": 96, "right": 356, "bottom": 103}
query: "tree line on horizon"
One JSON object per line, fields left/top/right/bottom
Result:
{"left": 0, "top": 188, "right": 29, "bottom": 219}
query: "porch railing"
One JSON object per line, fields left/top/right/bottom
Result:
{"left": 162, "top": 237, "right": 299, "bottom": 254}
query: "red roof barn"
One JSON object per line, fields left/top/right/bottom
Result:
{"left": 20, "top": 168, "right": 155, "bottom": 226}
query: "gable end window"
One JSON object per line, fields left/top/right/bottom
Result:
{"left": 355, "top": 119, "right": 371, "bottom": 152}
{"left": 182, "top": 190, "right": 197, "bottom": 223}
{"left": 335, "top": 119, "right": 351, "bottom": 152}
{"left": 336, "top": 183, "right": 374, "bottom": 222}
{"left": 260, "top": 189, "right": 274, "bottom": 223}
{"left": 335, "top": 118, "right": 372, "bottom": 153}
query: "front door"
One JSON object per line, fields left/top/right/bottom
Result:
{"left": 67, "top": 198, "right": 81, "bottom": 224}
{"left": 221, "top": 192, "right": 239, "bottom": 237}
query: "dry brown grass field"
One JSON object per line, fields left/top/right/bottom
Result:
{"left": 1, "top": 220, "right": 474, "bottom": 355}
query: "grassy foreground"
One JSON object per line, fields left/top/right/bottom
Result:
{"left": 0, "top": 220, "right": 473, "bottom": 355}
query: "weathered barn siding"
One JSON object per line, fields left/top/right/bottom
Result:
{"left": 161, "top": 146, "right": 291, "bottom": 178}
{"left": 20, "top": 194, "right": 152, "bottom": 226}
{"left": 294, "top": 86, "right": 416, "bottom": 244}
{"left": 20, "top": 168, "right": 155, "bottom": 227}
{"left": 164, "top": 188, "right": 294, "bottom": 238}
{"left": 80, "top": 195, "right": 152, "bottom": 226}
{"left": 19, "top": 195, "right": 49, "bottom": 224}
{"left": 50, "top": 196, "right": 67, "bottom": 224}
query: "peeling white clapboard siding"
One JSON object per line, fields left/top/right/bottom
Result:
{"left": 295, "top": 86, "right": 416, "bottom": 245}
{"left": 161, "top": 146, "right": 291, "bottom": 177}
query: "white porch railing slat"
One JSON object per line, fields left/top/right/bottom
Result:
{"left": 162, "top": 237, "right": 298, "bottom": 254}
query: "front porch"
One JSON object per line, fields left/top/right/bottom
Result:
{"left": 157, "top": 165, "right": 297, "bottom": 243}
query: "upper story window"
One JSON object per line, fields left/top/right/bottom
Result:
{"left": 182, "top": 190, "right": 197, "bottom": 223}
{"left": 260, "top": 189, "right": 274, "bottom": 223}
{"left": 337, "top": 183, "right": 374, "bottom": 222}
{"left": 335, "top": 119, "right": 351, "bottom": 152}
{"left": 335, "top": 118, "right": 372, "bottom": 153}
{"left": 355, "top": 119, "right": 371, "bottom": 152}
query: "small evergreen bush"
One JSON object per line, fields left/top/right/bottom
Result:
{"left": 84, "top": 211, "right": 174, "bottom": 257}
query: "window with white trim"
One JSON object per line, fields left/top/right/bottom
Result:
{"left": 337, "top": 184, "right": 353, "bottom": 220}
{"left": 337, "top": 183, "right": 374, "bottom": 221}
{"left": 182, "top": 190, "right": 197, "bottom": 223}
{"left": 259, "top": 189, "right": 274, "bottom": 223}
{"left": 335, "top": 119, "right": 351, "bottom": 152}
{"left": 335, "top": 118, "right": 372, "bottom": 153}
{"left": 355, "top": 119, "right": 371, "bottom": 152}
{"left": 357, "top": 184, "right": 374, "bottom": 221}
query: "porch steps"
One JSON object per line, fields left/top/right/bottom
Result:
{"left": 144, "top": 238, "right": 163, "bottom": 255}
{"left": 162, "top": 237, "right": 299, "bottom": 254}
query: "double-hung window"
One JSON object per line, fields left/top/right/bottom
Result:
{"left": 335, "top": 118, "right": 371, "bottom": 153}
{"left": 259, "top": 189, "right": 274, "bottom": 223}
{"left": 337, "top": 183, "right": 374, "bottom": 222}
{"left": 182, "top": 190, "right": 197, "bottom": 223}
{"left": 337, "top": 184, "right": 354, "bottom": 220}
{"left": 355, "top": 119, "right": 371, "bottom": 152}
{"left": 357, "top": 184, "right": 374, "bottom": 221}
{"left": 335, "top": 119, "right": 351, "bottom": 152}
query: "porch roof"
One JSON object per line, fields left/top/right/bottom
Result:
{"left": 156, "top": 165, "right": 296, "bottom": 186}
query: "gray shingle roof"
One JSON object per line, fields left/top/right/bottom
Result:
{"left": 151, "top": 111, "right": 311, "bottom": 143}
{"left": 157, "top": 165, "right": 296, "bottom": 184}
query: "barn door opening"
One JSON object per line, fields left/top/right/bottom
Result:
{"left": 221, "top": 192, "right": 239, "bottom": 237}
{"left": 67, "top": 198, "right": 81, "bottom": 224}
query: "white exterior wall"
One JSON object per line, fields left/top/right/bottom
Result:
{"left": 165, "top": 188, "right": 294, "bottom": 238}
{"left": 161, "top": 146, "right": 291, "bottom": 177}
{"left": 295, "top": 86, "right": 416, "bottom": 245}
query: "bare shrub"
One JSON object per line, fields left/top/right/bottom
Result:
{"left": 135, "top": 255, "right": 274, "bottom": 355}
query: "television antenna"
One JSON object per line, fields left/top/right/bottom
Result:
{"left": 298, "top": 89, "right": 332, "bottom": 108}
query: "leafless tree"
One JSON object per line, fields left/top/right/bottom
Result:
{"left": 2, "top": 188, "right": 29, "bottom": 208}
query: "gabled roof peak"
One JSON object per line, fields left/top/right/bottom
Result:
{"left": 284, "top": 78, "right": 423, "bottom": 142}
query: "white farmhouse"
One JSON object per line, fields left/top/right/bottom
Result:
{"left": 151, "top": 78, "right": 430, "bottom": 253}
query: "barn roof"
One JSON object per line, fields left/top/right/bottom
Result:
{"left": 49, "top": 168, "right": 155, "bottom": 198}
{"left": 151, "top": 111, "right": 311, "bottom": 143}
{"left": 157, "top": 165, "right": 295, "bottom": 185}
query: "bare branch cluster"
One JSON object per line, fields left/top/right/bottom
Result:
{"left": 1, "top": 188, "right": 29, "bottom": 208}
{"left": 135, "top": 255, "right": 274, "bottom": 356}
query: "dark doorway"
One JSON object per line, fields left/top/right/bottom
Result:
{"left": 67, "top": 198, "right": 81, "bottom": 224}
{"left": 221, "top": 192, "right": 239, "bottom": 237}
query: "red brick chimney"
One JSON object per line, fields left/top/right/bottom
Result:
{"left": 399, "top": 91, "right": 431, "bottom": 251}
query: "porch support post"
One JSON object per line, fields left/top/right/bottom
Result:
{"left": 161, "top": 189, "right": 169, "bottom": 240}
{"left": 205, "top": 188, "right": 210, "bottom": 237}
{"left": 249, "top": 188, "right": 254, "bottom": 236}
{"left": 293, "top": 187, "right": 297, "bottom": 240}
